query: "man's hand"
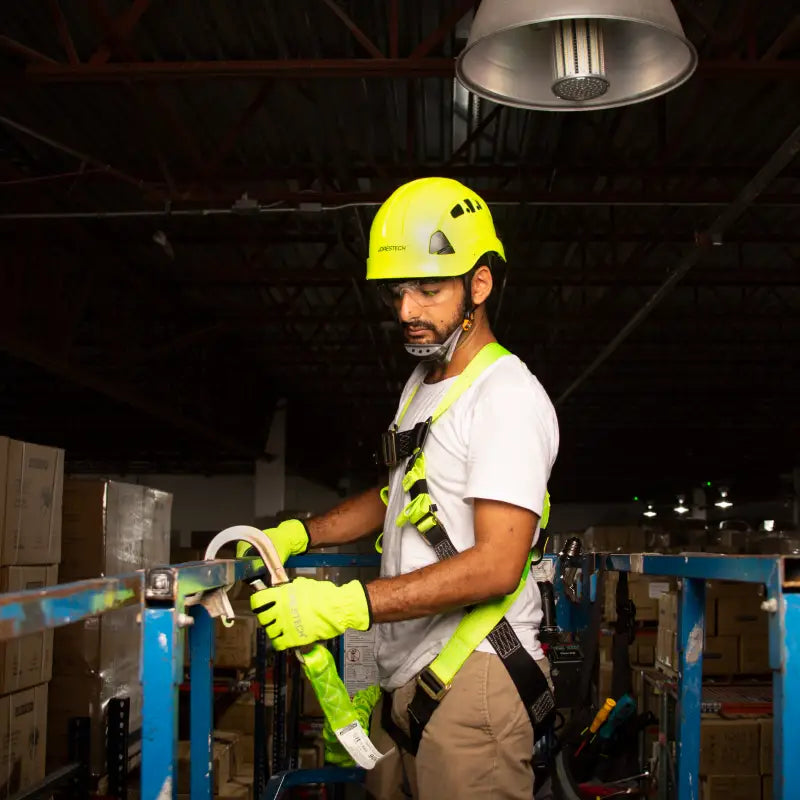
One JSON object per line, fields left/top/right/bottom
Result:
{"left": 235, "top": 519, "right": 309, "bottom": 566}
{"left": 250, "top": 577, "right": 372, "bottom": 650}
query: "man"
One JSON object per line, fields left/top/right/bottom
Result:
{"left": 245, "top": 178, "right": 559, "bottom": 799}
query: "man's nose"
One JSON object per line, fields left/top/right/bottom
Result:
{"left": 397, "top": 290, "right": 421, "bottom": 321}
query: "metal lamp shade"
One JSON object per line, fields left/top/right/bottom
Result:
{"left": 456, "top": 0, "right": 698, "bottom": 111}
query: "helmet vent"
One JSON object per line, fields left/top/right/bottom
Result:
{"left": 450, "top": 203, "right": 464, "bottom": 219}
{"left": 429, "top": 231, "right": 455, "bottom": 255}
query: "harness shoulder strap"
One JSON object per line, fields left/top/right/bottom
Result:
{"left": 396, "top": 342, "right": 510, "bottom": 428}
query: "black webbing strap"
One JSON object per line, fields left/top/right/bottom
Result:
{"left": 399, "top": 526, "right": 555, "bottom": 754}
{"left": 381, "top": 691, "right": 417, "bottom": 755}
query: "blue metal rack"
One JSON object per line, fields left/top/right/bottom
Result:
{"left": 0, "top": 551, "right": 794, "bottom": 800}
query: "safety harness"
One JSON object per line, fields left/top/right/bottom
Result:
{"left": 377, "top": 342, "right": 556, "bottom": 754}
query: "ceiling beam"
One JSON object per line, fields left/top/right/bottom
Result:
{"left": 48, "top": 0, "right": 80, "bottom": 65}
{"left": 0, "top": 35, "right": 57, "bottom": 65}
{"left": 320, "top": 0, "right": 385, "bottom": 58}
{"left": 19, "top": 58, "right": 800, "bottom": 83}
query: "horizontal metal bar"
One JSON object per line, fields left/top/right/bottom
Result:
{"left": 22, "top": 58, "right": 455, "bottom": 83}
{"left": 17, "top": 58, "right": 800, "bottom": 84}
{"left": 0, "top": 193, "right": 798, "bottom": 221}
{"left": 0, "top": 574, "right": 142, "bottom": 641}
{"left": 263, "top": 768, "right": 364, "bottom": 800}
{"left": 286, "top": 554, "right": 382, "bottom": 569}
{"left": 147, "top": 558, "right": 262, "bottom": 604}
{"left": 605, "top": 553, "right": 781, "bottom": 586}
{"left": 7, "top": 762, "right": 81, "bottom": 799}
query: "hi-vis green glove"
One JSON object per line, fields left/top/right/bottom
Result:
{"left": 250, "top": 578, "right": 372, "bottom": 650}
{"left": 322, "top": 684, "right": 382, "bottom": 766}
{"left": 235, "top": 519, "right": 309, "bottom": 566}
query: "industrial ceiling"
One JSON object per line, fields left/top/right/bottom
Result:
{"left": 0, "top": 1, "right": 798, "bottom": 503}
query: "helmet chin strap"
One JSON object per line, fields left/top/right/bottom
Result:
{"left": 403, "top": 323, "right": 462, "bottom": 362}
{"left": 403, "top": 308, "right": 475, "bottom": 364}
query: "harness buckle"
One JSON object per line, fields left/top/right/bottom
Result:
{"left": 414, "top": 417, "right": 432, "bottom": 451}
{"left": 417, "top": 667, "right": 450, "bottom": 701}
{"left": 378, "top": 428, "right": 399, "bottom": 468}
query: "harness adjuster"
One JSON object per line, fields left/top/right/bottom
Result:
{"left": 416, "top": 667, "right": 450, "bottom": 701}
{"left": 415, "top": 511, "right": 439, "bottom": 546}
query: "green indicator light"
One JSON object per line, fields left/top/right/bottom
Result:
{"left": 633, "top": 496, "right": 639, "bottom": 502}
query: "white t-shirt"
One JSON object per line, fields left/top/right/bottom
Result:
{"left": 375, "top": 351, "right": 559, "bottom": 690}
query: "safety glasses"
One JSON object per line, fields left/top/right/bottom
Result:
{"left": 376, "top": 278, "right": 457, "bottom": 308}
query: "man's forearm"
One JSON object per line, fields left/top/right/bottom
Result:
{"left": 305, "top": 486, "right": 386, "bottom": 548}
{"left": 365, "top": 544, "right": 516, "bottom": 623}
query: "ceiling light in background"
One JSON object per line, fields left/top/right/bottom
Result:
{"left": 456, "top": 0, "right": 698, "bottom": 111}
{"left": 643, "top": 503, "right": 657, "bottom": 518}
{"left": 763, "top": 520, "right": 775, "bottom": 532}
{"left": 715, "top": 487, "right": 733, "bottom": 509}
{"left": 674, "top": 495, "right": 689, "bottom": 514}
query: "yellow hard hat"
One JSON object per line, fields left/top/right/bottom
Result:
{"left": 366, "top": 177, "right": 505, "bottom": 281}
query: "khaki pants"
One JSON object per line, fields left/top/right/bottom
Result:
{"left": 365, "top": 651, "right": 552, "bottom": 800}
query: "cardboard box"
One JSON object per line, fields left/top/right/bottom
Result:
{"left": 0, "top": 565, "right": 57, "bottom": 694}
{"left": 636, "top": 643, "right": 655, "bottom": 666}
{"left": 703, "top": 636, "right": 739, "bottom": 675}
{"left": 239, "top": 734, "right": 255, "bottom": 765}
{"left": 759, "top": 717, "right": 773, "bottom": 774}
{"left": 48, "top": 605, "right": 142, "bottom": 776}
{"left": 740, "top": 636, "right": 770, "bottom": 674}
{"left": 717, "top": 594, "right": 767, "bottom": 637}
{"left": 0, "top": 438, "right": 63, "bottom": 566}
{"left": 700, "top": 717, "right": 760, "bottom": 775}
{"left": 218, "top": 693, "right": 255, "bottom": 735}
{"left": 584, "top": 526, "right": 645, "bottom": 552}
{"left": 60, "top": 479, "right": 171, "bottom": 580}
{"left": 0, "top": 684, "right": 48, "bottom": 798}
{"left": 659, "top": 591, "right": 679, "bottom": 631}
{"left": 656, "top": 626, "right": 678, "bottom": 671}
{"left": 176, "top": 731, "right": 241, "bottom": 794}
{"left": 701, "top": 774, "right": 761, "bottom": 800}
{"left": 215, "top": 615, "right": 257, "bottom": 669}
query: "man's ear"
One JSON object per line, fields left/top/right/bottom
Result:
{"left": 470, "top": 265, "right": 493, "bottom": 306}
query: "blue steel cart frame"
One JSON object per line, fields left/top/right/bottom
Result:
{"left": 602, "top": 553, "right": 796, "bottom": 800}
{"left": 0, "top": 552, "right": 794, "bottom": 800}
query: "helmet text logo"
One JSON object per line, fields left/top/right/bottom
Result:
{"left": 378, "top": 245, "right": 407, "bottom": 252}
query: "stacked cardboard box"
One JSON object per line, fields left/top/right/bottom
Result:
{"left": 48, "top": 479, "right": 172, "bottom": 777}
{"left": 175, "top": 730, "right": 255, "bottom": 799}
{"left": 584, "top": 525, "right": 648, "bottom": 553}
{"left": 700, "top": 716, "right": 773, "bottom": 800}
{"left": 656, "top": 582, "right": 769, "bottom": 677}
{"left": 0, "top": 437, "right": 63, "bottom": 798}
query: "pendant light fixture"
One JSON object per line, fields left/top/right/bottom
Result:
{"left": 456, "top": 0, "right": 698, "bottom": 111}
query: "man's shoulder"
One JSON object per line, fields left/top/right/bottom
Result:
{"left": 477, "top": 351, "right": 549, "bottom": 396}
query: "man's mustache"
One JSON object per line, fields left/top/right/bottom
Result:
{"left": 401, "top": 320, "right": 436, "bottom": 332}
